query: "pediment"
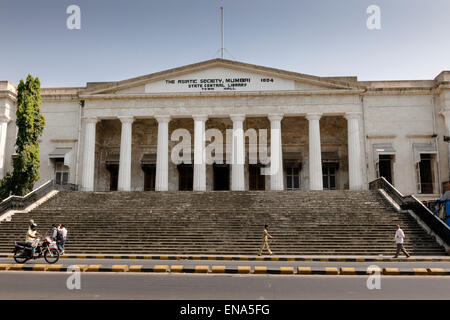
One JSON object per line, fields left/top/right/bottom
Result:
{"left": 81, "top": 59, "right": 360, "bottom": 96}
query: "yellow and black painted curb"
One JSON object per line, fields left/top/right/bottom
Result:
{"left": 1, "top": 254, "right": 448, "bottom": 263}
{"left": 1, "top": 264, "right": 449, "bottom": 276}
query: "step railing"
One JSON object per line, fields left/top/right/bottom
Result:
{"left": 369, "top": 177, "right": 450, "bottom": 246}
{"left": 0, "top": 180, "right": 78, "bottom": 216}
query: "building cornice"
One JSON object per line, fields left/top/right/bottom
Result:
{"left": 79, "top": 89, "right": 365, "bottom": 100}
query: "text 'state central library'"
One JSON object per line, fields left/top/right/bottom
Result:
{"left": 1, "top": 59, "right": 450, "bottom": 200}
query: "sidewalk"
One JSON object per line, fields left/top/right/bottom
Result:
{"left": 1, "top": 253, "right": 449, "bottom": 262}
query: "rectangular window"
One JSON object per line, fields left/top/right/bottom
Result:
{"left": 54, "top": 159, "right": 69, "bottom": 185}
{"left": 418, "top": 154, "right": 434, "bottom": 194}
{"left": 285, "top": 166, "right": 300, "bottom": 190}
{"left": 322, "top": 164, "right": 338, "bottom": 190}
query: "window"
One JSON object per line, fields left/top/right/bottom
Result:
{"left": 417, "top": 154, "right": 434, "bottom": 194}
{"left": 285, "top": 166, "right": 300, "bottom": 190}
{"left": 54, "top": 159, "right": 69, "bottom": 185}
{"left": 322, "top": 164, "right": 337, "bottom": 190}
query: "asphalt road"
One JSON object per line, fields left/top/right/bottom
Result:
{"left": 1, "top": 271, "right": 450, "bottom": 300}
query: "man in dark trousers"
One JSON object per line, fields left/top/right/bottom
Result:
{"left": 393, "top": 224, "right": 410, "bottom": 258}
{"left": 258, "top": 224, "right": 274, "bottom": 256}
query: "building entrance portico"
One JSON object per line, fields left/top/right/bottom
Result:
{"left": 74, "top": 59, "right": 371, "bottom": 193}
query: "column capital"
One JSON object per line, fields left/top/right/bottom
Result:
{"left": 305, "top": 113, "right": 322, "bottom": 121}
{"left": 267, "top": 113, "right": 283, "bottom": 122}
{"left": 192, "top": 114, "right": 208, "bottom": 122}
{"left": 0, "top": 114, "right": 11, "bottom": 123}
{"left": 83, "top": 117, "right": 98, "bottom": 124}
{"left": 344, "top": 112, "right": 363, "bottom": 121}
{"left": 440, "top": 109, "right": 450, "bottom": 118}
{"left": 118, "top": 116, "right": 134, "bottom": 124}
{"left": 155, "top": 115, "right": 171, "bottom": 123}
{"left": 230, "top": 114, "right": 246, "bottom": 122}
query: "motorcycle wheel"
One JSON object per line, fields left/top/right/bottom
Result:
{"left": 13, "top": 249, "right": 29, "bottom": 264}
{"left": 44, "top": 249, "right": 60, "bottom": 264}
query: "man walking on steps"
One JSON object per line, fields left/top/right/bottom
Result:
{"left": 393, "top": 224, "right": 410, "bottom": 258}
{"left": 259, "top": 224, "right": 274, "bottom": 256}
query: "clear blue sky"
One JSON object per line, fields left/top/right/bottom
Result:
{"left": 1, "top": 0, "right": 449, "bottom": 87}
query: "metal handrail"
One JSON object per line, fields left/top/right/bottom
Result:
{"left": 369, "top": 177, "right": 450, "bottom": 246}
{"left": 0, "top": 180, "right": 78, "bottom": 215}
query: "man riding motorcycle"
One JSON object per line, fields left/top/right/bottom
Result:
{"left": 25, "top": 223, "right": 41, "bottom": 256}
{"left": 14, "top": 221, "right": 60, "bottom": 264}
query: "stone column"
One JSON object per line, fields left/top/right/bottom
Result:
{"left": 118, "top": 116, "right": 134, "bottom": 191}
{"left": 0, "top": 115, "right": 11, "bottom": 179}
{"left": 193, "top": 115, "right": 208, "bottom": 191}
{"left": 306, "top": 113, "right": 323, "bottom": 190}
{"left": 230, "top": 114, "right": 245, "bottom": 191}
{"left": 345, "top": 112, "right": 363, "bottom": 190}
{"left": 81, "top": 117, "right": 98, "bottom": 191}
{"left": 268, "top": 114, "right": 284, "bottom": 190}
{"left": 155, "top": 115, "right": 171, "bottom": 191}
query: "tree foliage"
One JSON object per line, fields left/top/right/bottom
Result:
{"left": 0, "top": 75, "right": 45, "bottom": 199}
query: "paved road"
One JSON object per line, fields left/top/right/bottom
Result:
{"left": 1, "top": 271, "right": 450, "bottom": 300}
{"left": 1, "top": 258, "right": 449, "bottom": 269}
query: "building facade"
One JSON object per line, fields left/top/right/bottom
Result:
{"left": 1, "top": 59, "right": 450, "bottom": 200}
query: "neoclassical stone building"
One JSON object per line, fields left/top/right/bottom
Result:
{"left": 1, "top": 59, "right": 450, "bottom": 200}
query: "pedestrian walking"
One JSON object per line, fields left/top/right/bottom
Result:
{"left": 57, "top": 224, "right": 68, "bottom": 254}
{"left": 258, "top": 224, "right": 273, "bottom": 256}
{"left": 393, "top": 224, "right": 410, "bottom": 258}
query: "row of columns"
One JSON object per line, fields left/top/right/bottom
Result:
{"left": 81, "top": 113, "right": 363, "bottom": 192}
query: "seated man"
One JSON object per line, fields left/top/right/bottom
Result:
{"left": 25, "top": 223, "right": 40, "bottom": 256}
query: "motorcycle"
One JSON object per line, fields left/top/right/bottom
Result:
{"left": 13, "top": 236, "right": 60, "bottom": 264}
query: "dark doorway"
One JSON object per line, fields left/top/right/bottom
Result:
{"left": 322, "top": 164, "right": 338, "bottom": 190}
{"left": 213, "top": 164, "right": 230, "bottom": 190}
{"left": 142, "top": 164, "right": 156, "bottom": 191}
{"left": 178, "top": 164, "right": 193, "bottom": 191}
{"left": 378, "top": 155, "right": 393, "bottom": 184}
{"left": 419, "top": 154, "right": 434, "bottom": 194}
{"left": 106, "top": 164, "right": 118, "bottom": 191}
{"left": 249, "top": 164, "right": 265, "bottom": 190}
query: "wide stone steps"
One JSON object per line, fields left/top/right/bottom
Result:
{"left": 0, "top": 190, "right": 446, "bottom": 255}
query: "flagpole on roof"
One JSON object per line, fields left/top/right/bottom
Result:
{"left": 221, "top": 6, "right": 224, "bottom": 59}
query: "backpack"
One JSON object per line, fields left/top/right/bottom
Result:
{"left": 56, "top": 229, "right": 63, "bottom": 241}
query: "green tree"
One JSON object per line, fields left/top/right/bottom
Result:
{"left": 0, "top": 75, "right": 45, "bottom": 199}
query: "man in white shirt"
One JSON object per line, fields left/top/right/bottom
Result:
{"left": 57, "top": 224, "right": 68, "bottom": 254}
{"left": 393, "top": 225, "right": 410, "bottom": 258}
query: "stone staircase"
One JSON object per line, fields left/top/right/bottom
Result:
{"left": 0, "top": 190, "right": 446, "bottom": 255}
